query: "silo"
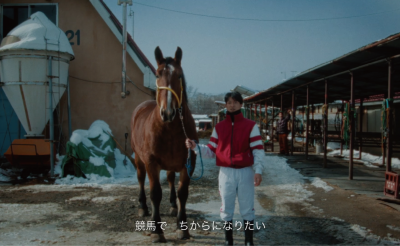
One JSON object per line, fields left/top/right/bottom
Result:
{"left": 0, "top": 12, "right": 74, "bottom": 175}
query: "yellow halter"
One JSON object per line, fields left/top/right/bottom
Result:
{"left": 156, "top": 77, "right": 183, "bottom": 108}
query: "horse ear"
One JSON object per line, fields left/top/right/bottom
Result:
{"left": 174, "top": 47, "right": 182, "bottom": 66}
{"left": 155, "top": 46, "right": 164, "bottom": 66}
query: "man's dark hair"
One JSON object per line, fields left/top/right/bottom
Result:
{"left": 224, "top": 91, "right": 243, "bottom": 104}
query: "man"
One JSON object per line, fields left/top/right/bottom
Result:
{"left": 185, "top": 92, "right": 265, "bottom": 246}
{"left": 277, "top": 109, "right": 291, "bottom": 155}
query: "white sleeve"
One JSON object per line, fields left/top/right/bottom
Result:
{"left": 249, "top": 124, "right": 265, "bottom": 174}
{"left": 252, "top": 149, "right": 265, "bottom": 174}
{"left": 194, "top": 144, "right": 216, "bottom": 159}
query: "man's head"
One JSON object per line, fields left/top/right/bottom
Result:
{"left": 278, "top": 111, "right": 283, "bottom": 119}
{"left": 224, "top": 92, "right": 243, "bottom": 113}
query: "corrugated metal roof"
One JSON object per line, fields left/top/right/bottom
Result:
{"left": 244, "top": 32, "right": 400, "bottom": 108}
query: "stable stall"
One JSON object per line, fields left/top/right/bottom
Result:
{"left": 244, "top": 32, "right": 400, "bottom": 198}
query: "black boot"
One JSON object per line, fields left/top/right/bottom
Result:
{"left": 224, "top": 220, "right": 233, "bottom": 245}
{"left": 244, "top": 220, "right": 254, "bottom": 246}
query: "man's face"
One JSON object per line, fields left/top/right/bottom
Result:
{"left": 225, "top": 97, "right": 242, "bottom": 113}
{"left": 279, "top": 113, "right": 283, "bottom": 119}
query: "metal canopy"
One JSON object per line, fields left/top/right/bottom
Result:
{"left": 244, "top": 32, "right": 400, "bottom": 108}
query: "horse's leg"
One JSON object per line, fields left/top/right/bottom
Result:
{"left": 176, "top": 168, "right": 191, "bottom": 240}
{"left": 167, "top": 171, "right": 178, "bottom": 216}
{"left": 148, "top": 167, "right": 166, "bottom": 243}
{"left": 136, "top": 157, "right": 149, "bottom": 217}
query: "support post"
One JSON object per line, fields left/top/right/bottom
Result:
{"left": 305, "top": 86, "right": 310, "bottom": 159}
{"left": 386, "top": 59, "right": 393, "bottom": 172}
{"left": 67, "top": 75, "right": 72, "bottom": 139}
{"left": 349, "top": 73, "right": 354, "bottom": 180}
{"left": 271, "top": 99, "right": 275, "bottom": 152}
{"left": 265, "top": 101, "right": 268, "bottom": 138}
{"left": 323, "top": 80, "right": 328, "bottom": 168}
{"left": 254, "top": 104, "right": 257, "bottom": 122}
{"left": 340, "top": 100, "right": 344, "bottom": 156}
{"left": 48, "top": 56, "right": 54, "bottom": 177}
{"left": 358, "top": 99, "right": 363, "bottom": 160}
{"left": 249, "top": 104, "right": 252, "bottom": 120}
{"left": 291, "top": 90, "right": 295, "bottom": 156}
{"left": 311, "top": 103, "right": 314, "bottom": 147}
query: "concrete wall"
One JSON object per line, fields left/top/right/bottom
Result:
{"left": 0, "top": 0, "right": 154, "bottom": 154}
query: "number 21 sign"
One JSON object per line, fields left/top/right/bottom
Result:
{"left": 65, "top": 30, "right": 80, "bottom": 45}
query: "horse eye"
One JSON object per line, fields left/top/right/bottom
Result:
{"left": 156, "top": 75, "right": 160, "bottom": 79}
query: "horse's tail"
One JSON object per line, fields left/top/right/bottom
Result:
{"left": 107, "top": 132, "right": 136, "bottom": 170}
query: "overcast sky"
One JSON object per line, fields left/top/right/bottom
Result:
{"left": 104, "top": 0, "right": 400, "bottom": 94}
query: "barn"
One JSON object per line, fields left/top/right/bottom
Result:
{"left": 0, "top": 0, "right": 156, "bottom": 155}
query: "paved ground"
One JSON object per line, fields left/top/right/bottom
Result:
{"left": 283, "top": 152, "right": 400, "bottom": 239}
{"left": 1, "top": 140, "right": 400, "bottom": 245}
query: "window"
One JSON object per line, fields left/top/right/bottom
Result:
{"left": 1, "top": 4, "right": 58, "bottom": 39}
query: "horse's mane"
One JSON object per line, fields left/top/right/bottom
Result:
{"left": 165, "top": 57, "right": 188, "bottom": 105}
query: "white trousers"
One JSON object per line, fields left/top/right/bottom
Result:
{"left": 219, "top": 166, "right": 255, "bottom": 221}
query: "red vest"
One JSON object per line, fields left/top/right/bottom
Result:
{"left": 208, "top": 113, "right": 256, "bottom": 168}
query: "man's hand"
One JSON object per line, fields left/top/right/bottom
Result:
{"left": 287, "top": 109, "right": 292, "bottom": 113}
{"left": 185, "top": 138, "right": 196, "bottom": 150}
{"left": 254, "top": 173, "right": 262, "bottom": 187}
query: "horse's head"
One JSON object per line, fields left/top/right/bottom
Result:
{"left": 155, "top": 46, "right": 184, "bottom": 122}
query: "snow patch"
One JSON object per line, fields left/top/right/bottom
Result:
{"left": 309, "top": 177, "right": 334, "bottom": 192}
{"left": 387, "top": 225, "right": 400, "bottom": 232}
{"left": 331, "top": 217, "right": 345, "bottom": 222}
{"left": 91, "top": 196, "right": 122, "bottom": 204}
{"left": 328, "top": 149, "right": 400, "bottom": 169}
{"left": 0, "top": 168, "right": 12, "bottom": 182}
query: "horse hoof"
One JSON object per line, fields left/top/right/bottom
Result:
{"left": 169, "top": 207, "right": 178, "bottom": 216}
{"left": 177, "top": 230, "right": 190, "bottom": 240}
{"left": 138, "top": 208, "right": 149, "bottom": 217}
{"left": 151, "top": 234, "right": 166, "bottom": 243}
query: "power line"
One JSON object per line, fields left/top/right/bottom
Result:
{"left": 69, "top": 75, "right": 154, "bottom": 97}
{"left": 132, "top": 1, "right": 400, "bottom": 22}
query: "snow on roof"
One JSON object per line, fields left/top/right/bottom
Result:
{"left": 231, "top": 85, "right": 257, "bottom": 96}
{"left": 192, "top": 114, "right": 209, "bottom": 119}
{"left": 0, "top": 12, "right": 74, "bottom": 58}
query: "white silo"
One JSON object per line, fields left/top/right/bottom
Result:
{"left": 0, "top": 12, "right": 74, "bottom": 175}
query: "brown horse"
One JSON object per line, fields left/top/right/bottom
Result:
{"left": 130, "top": 47, "right": 198, "bottom": 243}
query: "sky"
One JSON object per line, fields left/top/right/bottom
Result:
{"left": 104, "top": 0, "right": 400, "bottom": 94}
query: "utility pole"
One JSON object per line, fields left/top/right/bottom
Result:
{"left": 129, "top": 7, "right": 134, "bottom": 40}
{"left": 118, "top": 0, "right": 132, "bottom": 98}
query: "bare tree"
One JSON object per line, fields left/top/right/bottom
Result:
{"left": 188, "top": 90, "right": 225, "bottom": 115}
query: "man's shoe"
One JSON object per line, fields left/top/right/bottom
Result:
{"left": 244, "top": 220, "right": 254, "bottom": 246}
{"left": 224, "top": 220, "right": 233, "bottom": 245}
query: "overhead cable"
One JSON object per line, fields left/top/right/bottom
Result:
{"left": 132, "top": 1, "right": 400, "bottom": 22}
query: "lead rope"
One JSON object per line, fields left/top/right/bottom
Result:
{"left": 178, "top": 107, "right": 204, "bottom": 180}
